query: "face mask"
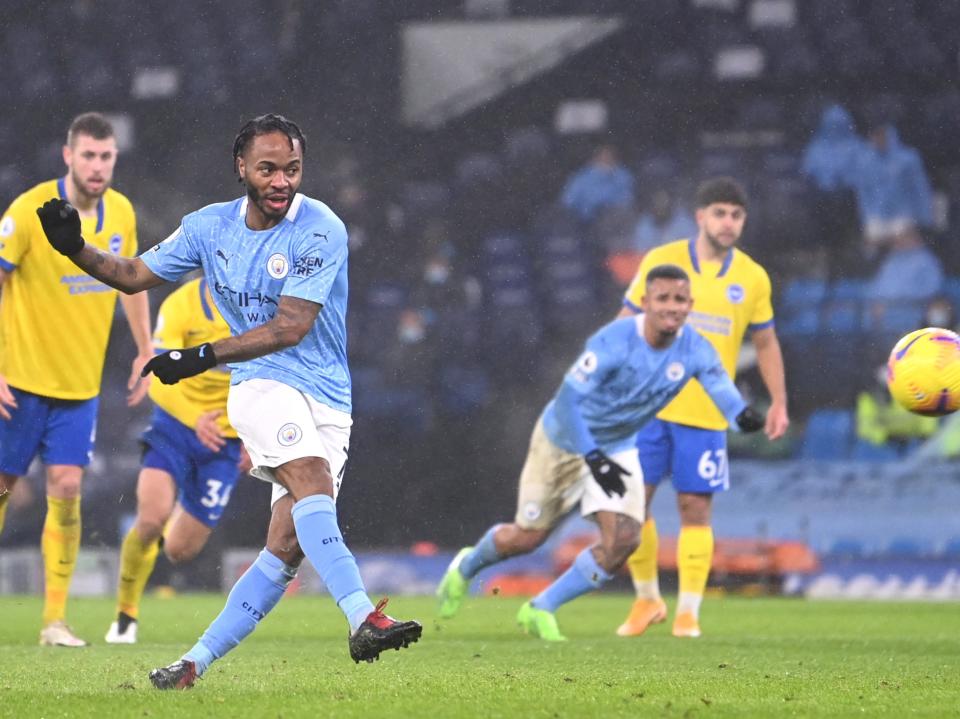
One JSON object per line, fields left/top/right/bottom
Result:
{"left": 424, "top": 263, "right": 450, "bottom": 285}
{"left": 399, "top": 323, "right": 426, "bottom": 344}
{"left": 926, "top": 308, "right": 951, "bottom": 328}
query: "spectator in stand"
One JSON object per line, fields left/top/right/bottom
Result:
{"left": 631, "top": 188, "right": 698, "bottom": 254}
{"left": 410, "top": 240, "right": 482, "bottom": 366}
{"left": 561, "top": 144, "right": 635, "bottom": 223}
{"left": 856, "top": 364, "right": 938, "bottom": 455}
{"left": 850, "top": 123, "right": 934, "bottom": 259}
{"left": 922, "top": 295, "right": 959, "bottom": 333}
{"left": 865, "top": 224, "right": 943, "bottom": 327}
{"left": 801, "top": 104, "right": 862, "bottom": 193}
{"left": 800, "top": 105, "right": 863, "bottom": 273}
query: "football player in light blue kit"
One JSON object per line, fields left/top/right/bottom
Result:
{"left": 35, "top": 114, "right": 421, "bottom": 687}
{"left": 436, "top": 264, "right": 765, "bottom": 640}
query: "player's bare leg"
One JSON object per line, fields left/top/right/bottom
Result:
{"left": 618, "top": 483, "right": 668, "bottom": 636}
{"left": 163, "top": 505, "right": 214, "bottom": 564}
{"left": 674, "top": 492, "right": 713, "bottom": 638}
{"left": 520, "top": 511, "right": 640, "bottom": 641}
{"left": 264, "top": 494, "right": 303, "bottom": 566}
{"left": 108, "top": 468, "right": 176, "bottom": 644}
{"left": 39, "top": 465, "right": 86, "bottom": 647}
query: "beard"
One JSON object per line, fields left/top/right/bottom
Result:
{"left": 704, "top": 228, "right": 739, "bottom": 252}
{"left": 72, "top": 168, "right": 108, "bottom": 200}
{"left": 246, "top": 182, "right": 291, "bottom": 220}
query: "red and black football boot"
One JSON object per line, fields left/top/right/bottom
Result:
{"left": 149, "top": 659, "right": 197, "bottom": 690}
{"left": 348, "top": 598, "right": 422, "bottom": 663}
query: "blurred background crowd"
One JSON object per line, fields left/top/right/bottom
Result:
{"left": 2, "top": 0, "right": 959, "bottom": 583}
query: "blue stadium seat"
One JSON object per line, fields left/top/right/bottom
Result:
{"left": 800, "top": 409, "right": 853, "bottom": 460}
{"left": 867, "top": 302, "right": 925, "bottom": 335}
{"left": 778, "top": 278, "right": 827, "bottom": 338}
{"left": 943, "top": 537, "right": 960, "bottom": 557}
{"left": 438, "top": 365, "right": 490, "bottom": 415}
{"left": 782, "top": 278, "right": 828, "bottom": 306}
{"left": 829, "top": 279, "right": 867, "bottom": 301}
{"left": 940, "top": 277, "right": 960, "bottom": 313}
{"left": 821, "top": 279, "right": 866, "bottom": 334}
{"left": 828, "top": 537, "right": 867, "bottom": 559}
{"left": 850, "top": 440, "right": 899, "bottom": 463}
{"left": 884, "top": 537, "right": 928, "bottom": 558}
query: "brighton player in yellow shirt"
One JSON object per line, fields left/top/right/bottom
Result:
{"left": 105, "top": 277, "right": 250, "bottom": 644}
{"left": 616, "top": 177, "right": 789, "bottom": 638}
{"left": 0, "top": 113, "right": 153, "bottom": 647}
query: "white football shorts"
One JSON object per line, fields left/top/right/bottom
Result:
{"left": 227, "top": 378, "right": 352, "bottom": 507}
{"left": 514, "top": 419, "right": 645, "bottom": 530}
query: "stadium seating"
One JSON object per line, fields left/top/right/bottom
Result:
{"left": 6, "top": 0, "right": 960, "bottom": 558}
{"left": 799, "top": 409, "right": 853, "bottom": 460}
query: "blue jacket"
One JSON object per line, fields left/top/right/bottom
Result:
{"left": 561, "top": 164, "right": 635, "bottom": 222}
{"left": 801, "top": 105, "right": 863, "bottom": 192}
{"left": 850, "top": 126, "right": 933, "bottom": 227}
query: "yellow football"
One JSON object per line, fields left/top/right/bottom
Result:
{"left": 886, "top": 327, "right": 960, "bottom": 416}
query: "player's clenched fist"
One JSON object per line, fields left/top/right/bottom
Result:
{"left": 584, "top": 449, "right": 629, "bottom": 497}
{"left": 142, "top": 343, "right": 217, "bottom": 385}
{"left": 36, "top": 198, "right": 85, "bottom": 256}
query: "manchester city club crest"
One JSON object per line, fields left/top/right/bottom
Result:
{"left": 267, "top": 253, "right": 289, "bottom": 279}
{"left": 666, "top": 362, "right": 685, "bottom": 381}
{"left": 277, "top": 422, "right": 302, "bottom": 446}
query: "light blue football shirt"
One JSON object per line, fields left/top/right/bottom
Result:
{"left": 141, "top": 194, "right": 351, "bottom": 413}
{"left": 541, "top": 315, "right": 745, "bottom": 454}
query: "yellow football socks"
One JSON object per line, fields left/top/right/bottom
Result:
{"left": 0, "top": 490, "right": 9, "bottom": 536}
{"left": 676, "top": 525, "right": 714, "bottom": 617}
{"left": 626, "top": 518, "right": 660, "bottom": 599}
{"left": 116, "top": 527, "right": 160, "bottom": 619}
{"left": 41, "top": 496, "right": 82, "bottom": 626}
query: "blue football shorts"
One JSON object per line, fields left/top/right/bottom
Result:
{"left": 141, "top": 407, "right": 242, "bottom": 528}
{"left": 0, "top": 387, "right": 98, "bottom": 476}
{"left": 635, "top": 417, "right": 730, "bottom": 494}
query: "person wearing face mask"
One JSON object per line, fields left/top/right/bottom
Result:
{"left": 923, "top": 296, "right": 958, "bottom": 334}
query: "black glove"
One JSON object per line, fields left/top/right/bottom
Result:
{"left": 584, "top": 449, "right": 629, "bottom": 498}
{"left": 36, "top": 198, "right": 85, "bottom": 256}
{"left": 735, "top": 406, "right": 765, "bottom": 433}
{"left": 142, "top": 343, "right": 217, "bottom": 385}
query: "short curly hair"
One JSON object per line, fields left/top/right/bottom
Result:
{"left": 232, "top": 114, "right": 306, "bottom": 176}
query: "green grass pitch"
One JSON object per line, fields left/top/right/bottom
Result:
{"left": 1, "top": 594, "right": 957, "bottom": 718}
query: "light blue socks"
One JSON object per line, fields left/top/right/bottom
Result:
{"left": 291, "top": 494, "right": 374, "bottom": 631}
{"left": 531, "top": 547, "right": 612, "bottom": 613}
{"left": 459, "top": 525, "right": 502, "bottom": 579}
{"left": 184, "top": 549, "right": 296, "bottom": 675}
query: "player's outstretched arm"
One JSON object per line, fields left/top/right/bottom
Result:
{"left": 142, "top": 296, "right": 321, "bottom": 385}
{"left": 36, "top": 198, "right": 164, "bottom": 294}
